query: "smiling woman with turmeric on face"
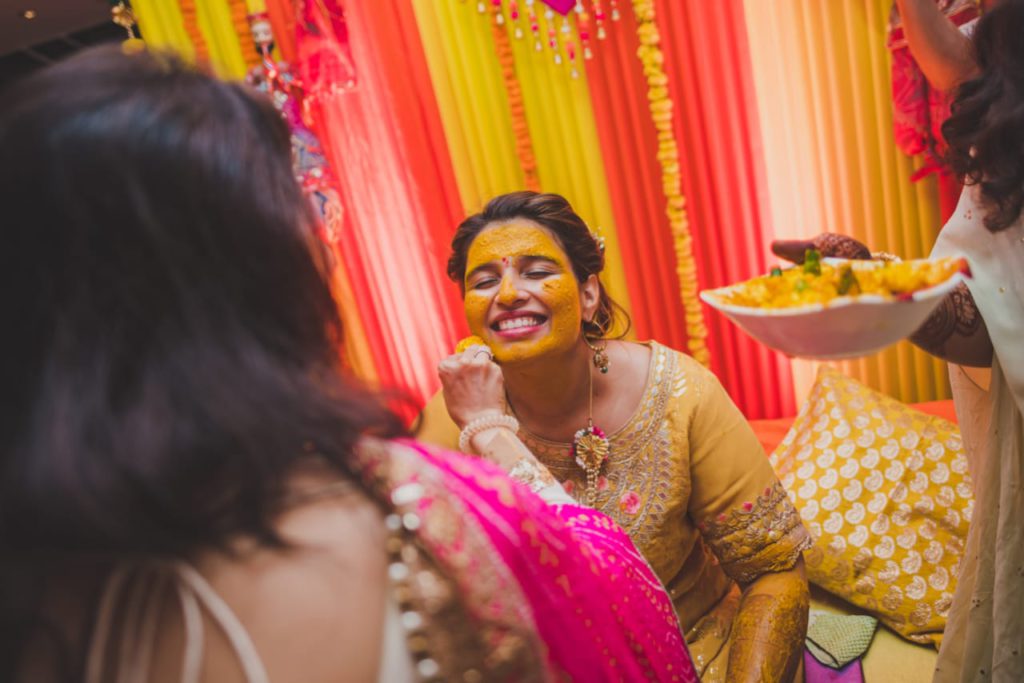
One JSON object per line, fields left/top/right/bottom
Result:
{"left": 462, "top": 223, "right": 588, "bottom": 365}
{"left": 419, "top": 191, "right": 813, "bottom": 683}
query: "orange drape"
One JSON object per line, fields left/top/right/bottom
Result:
{"left": 265, "top": 0, "right": 296, "bottom": 63}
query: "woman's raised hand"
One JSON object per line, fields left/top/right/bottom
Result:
{"left": 770, "top": 233, "right": 871, "bottom": 264}
{"left": 438, "top": 345, "right": 507, "bottom": 429}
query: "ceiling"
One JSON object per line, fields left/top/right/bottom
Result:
{"left": 0, "top": 0, "right": 119, "bottom": 86}
{"left": 0, "top": 0, "right": 111, "bottom": 57}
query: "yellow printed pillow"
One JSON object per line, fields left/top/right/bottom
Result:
{"left": 769, "top": 366, "right": 973, "bottom": 646}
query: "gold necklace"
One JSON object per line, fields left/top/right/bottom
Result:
{"left": 505, "top": 361, "right": 610, "bottom": 507}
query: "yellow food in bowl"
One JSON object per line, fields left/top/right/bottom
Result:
{"left": 720, "top": 257, "right": 966, "bottom": 309}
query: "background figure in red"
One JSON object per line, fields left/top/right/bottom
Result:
{"left": 888, "top": 0, "right": 984, "bottom": 222}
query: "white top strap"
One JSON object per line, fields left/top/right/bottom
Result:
{"left": 85, "top": 562, "right": 271, "bottom": 683}
{"left": 171, "top": 562, "right": 270, "bottom": 683}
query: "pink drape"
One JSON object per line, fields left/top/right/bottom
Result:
{"left": 407, "top": 440, "right": 697, "bottom": 682}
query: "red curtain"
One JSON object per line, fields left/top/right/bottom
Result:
{"left": 293, "top": 1, "right": 467, "bottom": 415}
{"left": 585, "top": 1, "right": 795, "bottom": 418}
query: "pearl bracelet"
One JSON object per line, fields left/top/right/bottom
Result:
{"left": 458, "top": 413, "right": 520, "bottom": 454}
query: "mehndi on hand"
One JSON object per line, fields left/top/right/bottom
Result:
{"left": 770, "top": 234, "right": 871, "bottom": 264}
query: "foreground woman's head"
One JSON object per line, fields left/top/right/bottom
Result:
{"left": 0, "top": 45, "right": 399, "bottom": 668}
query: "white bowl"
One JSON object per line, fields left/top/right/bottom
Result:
{"left": 699, "top": 258, "right": 969, "bottom": 360}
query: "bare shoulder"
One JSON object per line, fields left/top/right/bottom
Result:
{"left": 154, "top": 474, "right": 390, "bottom": 683}
{"left": 609, "top": 340, "right": 653, "bottom": 385}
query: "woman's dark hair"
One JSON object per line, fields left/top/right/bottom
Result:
{"left": 942, "top": 0, "right": 1024, "bottom": 232}
{"left": 447, "top": 191, "right": 630, "bottom": 339}
{"left": 0, "top": 46, "right": 402, "bottom": 677}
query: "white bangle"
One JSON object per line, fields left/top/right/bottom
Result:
{"left": 458, "top": 413, "right": 520, "bottom": 454}
{"left": 508, "top": 458, "right": 557, "bottom": 494}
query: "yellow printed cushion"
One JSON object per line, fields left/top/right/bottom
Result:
{"left": 768, "top": 366, "right": 973, "bottom": 646}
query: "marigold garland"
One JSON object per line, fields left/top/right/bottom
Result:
{"left": 492, "top": 15, "right": 541, "bottom": 191}
{"left": 178, "top": 0, "right": 209, "bottom": 63}
{"left": 631, "top": 0, "right": 710, "bottom": 367}
{"left": 229, "top": 0, "right": 261, "bottom": 70}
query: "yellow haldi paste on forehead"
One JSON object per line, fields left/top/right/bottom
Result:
{"left": 464, "top": 223, "right": 570, "bottom": 280}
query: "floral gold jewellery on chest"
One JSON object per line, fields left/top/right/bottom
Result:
{"left": 572, "top": 360, "right": 610, "bottom": 507}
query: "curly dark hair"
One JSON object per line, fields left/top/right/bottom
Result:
{"left": 447, "top": 191, "right": 630, "bottom": 339}
{"left": 941, "top": 0, "right": 1024, "bottom": 232}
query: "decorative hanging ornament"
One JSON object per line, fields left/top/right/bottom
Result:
{"left": 593, "top": 0, "right": 607, "bottom": 39}
{"left": 470, "top": 0, "right": 621, "bottom": 67}
{"left": 510, "top": 0, "right": 523, "bottom": 38}
{"left": 572, "top": 422, "right": 609, "bottom": 507}
{"left": 528, "top": 0, "right": 542, "bottom": 50}
{"left": 109, "top": 1, "right": 144, "bottom": 52}
{"left": 296, "top": 0, "right": 358, "bottom": 101}
{"left": 545, "top": 8, "right": 561, "bottom": 65}
{"left": 245, "top": 12, "right": 345, "bottom": 245}
{"left": 542, "top": 0, "right": 576, "bottom": 12}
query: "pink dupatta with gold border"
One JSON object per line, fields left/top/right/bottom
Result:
{"left": 358, "top": 438, "right": 696, "bottom": 682}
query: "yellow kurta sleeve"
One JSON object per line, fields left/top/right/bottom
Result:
{"left": 685, "top": 367, "right": 811, "bottom": 584}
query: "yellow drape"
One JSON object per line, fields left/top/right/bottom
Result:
{"left": 131, "top": 0, "right": 193, "bottom": 58}
{"left": 742, "top": 0, "right": 950, "bottom": 405}
{"left": 132, "top": 0, "right": 247, "bottom": 79}
{"left": 409, "top": 2, "right": 633, "bottom": 330}
{"left": 193, "top": 0, "right": 248, "bottom": 78}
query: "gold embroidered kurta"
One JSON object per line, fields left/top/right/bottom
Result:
{"left": 418, "top": 342, "right": 811, "bottom": 680}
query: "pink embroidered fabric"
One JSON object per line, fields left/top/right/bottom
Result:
{"left": 406, "top": 441, "right": 698, "bottom": 682}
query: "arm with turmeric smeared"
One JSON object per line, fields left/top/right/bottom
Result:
{"left": 726, "top": 558, "right": 810, "bottom": 683}
{"left": 686, "top": 364, "right": 812, "bottom": 682}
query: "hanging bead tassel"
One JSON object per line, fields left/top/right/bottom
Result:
{"left": 573, "top": 423, "right": 609, "bottom": 508}
{"left": 578, "top": 9, "right": 593, "bottom": 60}
{"left": 510, "top": 0, "right": 523, "bottom": 38}
{"left": 610, "top": 0, "right": 621, "bottom": 21}
{"left": 546, "top": 9, "right": 561, "bottom": 64}
{"left": 594, "top": 0, "right": 608, "bottom": 39}
{"left": 492, "top": 0, "right": 504, "bottom": 25}
{"left": 527, "top": 0, "right": 542, "bottom": 51}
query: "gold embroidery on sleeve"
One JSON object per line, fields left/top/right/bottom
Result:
{"left": 699, "top": 481, "right": 812, "bottom": 584}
